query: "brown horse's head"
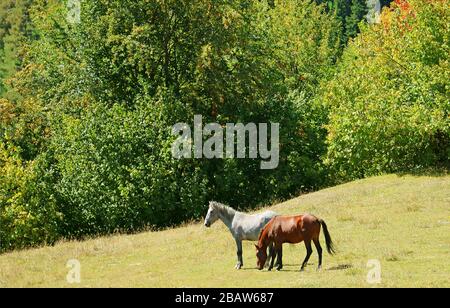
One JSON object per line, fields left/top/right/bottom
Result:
{"left": 255, "top": 244, "right": 267, "bottom": 270}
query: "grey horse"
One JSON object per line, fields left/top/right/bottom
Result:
{"left": 204, "top": 201, "right": 278, "bottom": 269}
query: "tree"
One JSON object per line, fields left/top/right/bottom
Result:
{"left": 1, "top": 0, "right": 342, "bottom": 249}
{"left": 0, "top": 0, "right": 35, "bottom": 98}
{"left": 345, "top": 0, "right": 369, "bottom": 40}
{"left": 321, "top": 0, "right": 449, "bottom": 180}
{"left": 314, "top": 0, "right": 368, "bottom": 43}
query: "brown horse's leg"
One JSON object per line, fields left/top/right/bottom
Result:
{"left": 268, "top": 243, "right": 277, "bottom": 271}
{"left": 276, "top": 245, "right": 283, "bottom": 271}
{"left": 266, "top": 243, "right": 274, "bottom": 269}
{"left": 313, "top": 239, "right": 323, "bottom": 270}
{"left": 269, "top": 243, "right": 282, "bottom": 269}
{"left": 301, "top": 240, "right": 313, "bottom": 272}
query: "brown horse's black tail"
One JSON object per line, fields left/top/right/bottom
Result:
{"left": 319, "top": 219, "right": 336, "bottom": 255}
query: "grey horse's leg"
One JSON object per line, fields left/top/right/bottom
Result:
{"left": 235, "top": 239, "right": 243, "bottom": 270}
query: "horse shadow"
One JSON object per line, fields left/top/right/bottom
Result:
{"left": 241, "top": 263, "right": 353, "bottom": 272}
{"left": 280, "top": 263, "right": 353, "bottom": 272}
{"left": 326, "top": 264, "right": 353, "bottom": 271}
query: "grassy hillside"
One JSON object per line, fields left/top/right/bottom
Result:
{"left": 0, "top": 174, "right": 449, "bottom": 288}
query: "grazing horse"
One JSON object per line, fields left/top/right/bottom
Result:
{"left": 255, "top": 214, "right": 335, "bottom": 271}
{"left": 204, "top": 201, "right": 278, "bottom": 269}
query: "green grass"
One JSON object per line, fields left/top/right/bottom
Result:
{"left": 1, "top": 174, "right": 449, "bottom": 288}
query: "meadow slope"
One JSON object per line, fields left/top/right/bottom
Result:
{"left": 0, "top": 174, "right": 449, "bottom": 288}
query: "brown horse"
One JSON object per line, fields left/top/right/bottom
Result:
{"left": 255, "top": 214, "right": 335, "bottom": 271}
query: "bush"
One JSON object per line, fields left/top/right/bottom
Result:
{"left": 0, "top": 98, "right": 60, "bottom": 252}
{"left": 322, "top": 0, "right": 449, "bottom": 180}
{"left": 0, "top": 0, "right": 339, "bottom": 244}
{"left": 0, "top": 148, "right": 60, "bottom": 251}
{"left": 51, "top": 87, "right": 328, "bottom": 238}
{"left": 0, "top": 0, "right": 358, "bottom": 249}
{"left": 51, "top": 94, "right": 210, "bottom": 236}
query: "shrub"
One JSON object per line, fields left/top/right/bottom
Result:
{"left": 0, "top": 148, "right": 60, "bottom": 251}
{"left": 322, "top": 0, "right": 449, "bottom": 180}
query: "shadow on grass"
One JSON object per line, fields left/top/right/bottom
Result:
{"left": 240, "top": 268, "right": 260, "bottom": 272}
{"left": 395, "top": 167, "right": 449, "bottom": 178}
{"left": 327, "top": 264, "right": 353, "bottom": 271}
{"left": 242, "top": 263, "right": 332, "bottom": 273}
{"left": 240, "top": 263, "right": 353, "bottom": 273}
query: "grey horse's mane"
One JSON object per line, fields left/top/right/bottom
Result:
{"left": 210, "top": 201, "right": 237, "bottom": 216}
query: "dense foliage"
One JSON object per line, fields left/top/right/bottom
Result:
{"left": 0, "top": 0, "right": 35, "bottom": 97}
{"left": 322, "top": 0, "right": 449, "bottom": 180}
{"left": 0, "top": 0, "right": 448, "bottom": 251}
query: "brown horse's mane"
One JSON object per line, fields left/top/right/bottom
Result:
{"left": 257, "top": 222, "right": 270, "bottom": 247}
{"left": 257, "top": 228, "right": 264, "bottom": 242}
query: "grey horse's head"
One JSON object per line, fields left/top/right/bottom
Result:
{"left": 204, "top": 201, "right": 221, "bottom": 227}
